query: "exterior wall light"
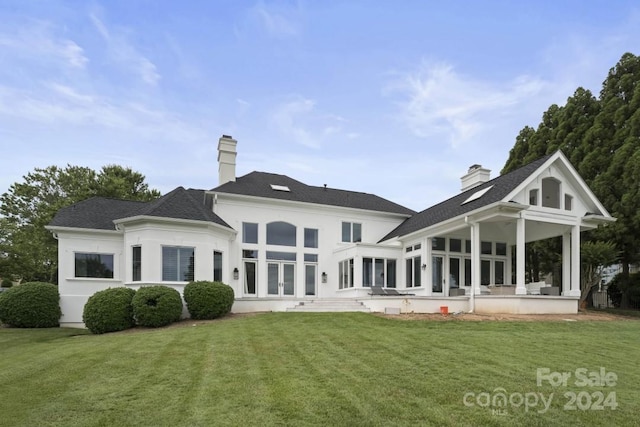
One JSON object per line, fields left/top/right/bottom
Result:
{"left": 421, "top": 264, "right": 427, "bottom": 271}
{"left": 321, "top": 272, "right": 327, "bottom": 283}
{"left": 233, "top": 267, "right": 239, "bottom": 280}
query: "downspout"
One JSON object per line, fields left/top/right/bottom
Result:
{"left": 464, "top": 216, "right": 475, "bottom": 313}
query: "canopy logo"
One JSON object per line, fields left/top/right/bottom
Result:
{"left": 463, "top": 367, "right": 618, "bottom": 416}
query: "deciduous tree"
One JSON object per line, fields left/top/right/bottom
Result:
{"left": 0, "top": 165, "right": 160, "bottom": 283}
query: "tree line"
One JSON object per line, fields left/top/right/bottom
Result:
{"left": 502, "top": 52, "right": 640, "bottom": 295}
{"left": 0, "top": 165, "right": 160, "bottom": 283}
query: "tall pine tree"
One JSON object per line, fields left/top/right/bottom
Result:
{"left": 503, "top": 52, "right": 640, "bottom": 277}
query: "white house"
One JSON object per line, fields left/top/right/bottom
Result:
{"left": 47, "top": 135, "right": 615, "bottom": 326}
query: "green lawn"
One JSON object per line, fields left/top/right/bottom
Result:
{"left": 1, "top": 313, "right": 638, "bottom": 427}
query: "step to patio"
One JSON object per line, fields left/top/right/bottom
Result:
{"left": 286, "top": 299, "right": 370, "bottom": 313}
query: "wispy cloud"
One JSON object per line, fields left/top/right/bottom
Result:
{"left": 272, "top": 97, "right": 318, "bottom": 147}
{"left": 89, "top": 13, "right": 161, "bottom": 85}
{"left": 250, "top": 1, "right": 301, "bottom": 37}
{"left": 0, "top": 82, "right": 206, "bottom": 142}
{"left": 0, "top": 22, "right": 88, "bottom": 69}
{"left": 389, "top": 62, "right": 546, "bottom": 148}
{"left": 271, "top": 96, "right": 353, "bottom": 149}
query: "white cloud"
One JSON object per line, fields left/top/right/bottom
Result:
{"left": 89, "top": 13, "right": 161, "bottom": 85}
{"left": 0, "top": 23, "right": 88, "bottom": 69}
{"left": 390, "top": 62, "right": 546, "bottom": 148}
{"left": 0, "top": 83, "right": 206, "bottom": 143}
{"left": 271, "top": 97, "right": 319, "bottom": 148}
{"left": 270, "top": 96, "right": 356, "bottom": 149}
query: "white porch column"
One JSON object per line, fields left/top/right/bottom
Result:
{"left": 562, "top": 232, "right": 571, "bottom": 296}
{"left": 471, "top": 222, "right": 481, "bottom": 295}
{"left": 515, "top": 215, "right": 527, "bottom": 295}
{"left": 568, "top": 224, "right": 581, "bottom": 297}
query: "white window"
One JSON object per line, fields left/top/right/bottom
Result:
{"left": 339, "top": 258, "right": 354, "bottom": 289}
{"left": 75, "top": 253, "right": 114, "bottom": 278}
{"left": 405, "top": 256, "right": 421, "bottom": 288}
{"left": 305, "top": 264, "right": 316, "bottom": 296}
{"left": 564, "top": 194, "right": 573, "bottom": 211}
{"left": 529, "top": 189, "right": 539, "bottom": 205}
{"left": 542, "top": 178, "right": 561, "bottom": 209}
{"left": 244, "top": 261, "right": 257, "bottom": 295}
{"left": 213, "top": 251, "right": 223, "bottom": 282}
{"left": 267, "top": 221, "right": 296, "bottom": 246}
{"left": 362, "top": 258, "right": 397, "bottom": 287}
{"left": 304, "top": 228, "right": 318, "bottom": 248}
{"left": 132, "top": 246, "right": 141, "bottom": 282}
{"left": 341, "top": 222, "right": 362, "bottom": 243}
{"left": 243, "top": 222, "right": 258, "bottom": 244}
{"left": 162, "top": 246, "right": 194, "bottom": 281}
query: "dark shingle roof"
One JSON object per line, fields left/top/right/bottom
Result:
{"left": 49, "top": 198, "right": 147, "bottom": 230}
{"left": 212, "top": 172, "right": 415, "bottom": 216}
{"left": 131, "top": 187, "right": 231, "bottom": 228}
{"left": 49, "top": 187, "right": 231, "bottom": 231}
{"left": 379, "top": 154, "right": 553, "bottom": 242}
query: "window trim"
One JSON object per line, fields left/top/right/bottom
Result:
{"left": 362, "top": 257, "right": 397, "bottom": 288}
{"left": 304, "top": 227, "right": 319, "bottom": 248}
{"left": 266, "top": 221, "right": 297, "bottom": 247}
{"left": 161, "top": 246, "right": 195, "bottom": 282}
{"left": 338, "top": 258, "right": 355, "bottom": 289}
{"left": 213, "top": 250, "right": 223, "bottom": 282}
{"left": 74, "top": 252, "right": 115, "bottom": 279}
{"left": 242, "top": 222, "right": 259, "bottom": 244}
{"left": 132, "top": 246, "right": 141, "bottom": 282}
{"left": 341, "top": 221, "right": 362, "bottom": 243}
{"left": 405, "top": 255, "right": 422, "bottom": 288}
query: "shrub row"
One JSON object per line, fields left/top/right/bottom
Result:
{"left": 0, "top": 281, "right": 234, "bottom": 333}
{"left": 82, "top": 282, "right": 234, "bottom": 334}
{"left": 0, "top": 282, "right": 61, "bottom": 328}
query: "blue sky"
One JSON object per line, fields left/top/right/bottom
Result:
{"left": 1, "top": 1, "right": 639, "bottom": 211}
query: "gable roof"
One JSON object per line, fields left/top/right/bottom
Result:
{"left": 379, "top": 154, "right": 554, "bottom": 242}
{"left": 212, "top": 171, "right": 416, "bottom": 216}
{"left": 49, "top": 187, "right": 231, "bottom": 231}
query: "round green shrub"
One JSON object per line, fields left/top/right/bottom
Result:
{"left": 132, "top": 286, "right": 183, "bottom": 327}
{"left": 1, "top": 278, "right": 13, "bottom": 288}
{"left": 0, "top": 282, "right": 61, "bottom": 328}
{"left": 184, "top": 281, "right": 234, "bottom": 320}
{"left": 83, "top": 287, "right": 137, "bottom": 334}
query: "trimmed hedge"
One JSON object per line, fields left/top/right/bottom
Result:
{"left": 83, "top": 287, "right": 137, "bottom": 334}
{"left": 132, "top": 286, "right": 183, "bottom": 328}
{"left": 184, "top": 281, "right": 234, "bottom": 320}
{"left": 0, "top": 282, "right": 61, "bottom": 328}
{"left": 1, "top": 278, "right": 12, "bottom": 288}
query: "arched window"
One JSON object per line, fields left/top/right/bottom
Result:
{"left": 541, "top": 177, "right": 561, "bottom": 209}
{"left": 266, "top": 221, "right": 297, "bottom": 246}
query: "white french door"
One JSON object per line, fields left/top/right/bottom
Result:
{"left": 267, "top": 262, "right": 295, "bottom": 296}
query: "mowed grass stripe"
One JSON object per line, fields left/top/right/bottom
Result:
{"left": 1, "top": 313, "right": 639, "bottom": 426}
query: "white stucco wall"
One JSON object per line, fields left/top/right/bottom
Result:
{"left": 214, "top": 195, "right": 408, "bottom": 299}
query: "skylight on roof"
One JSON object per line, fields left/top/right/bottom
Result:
{"left": 461, "top": 185, "right": 494, "bottom": 205}
{"left": 270, "top": 184, "right": 291, "bottom": 192}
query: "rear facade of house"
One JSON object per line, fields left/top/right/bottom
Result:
{"left": 48, "top": 135, "right": 614, "bottom": 326}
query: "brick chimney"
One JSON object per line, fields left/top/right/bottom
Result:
{"left": 461, "top": 164, "right": 491, "bottom": 192}
{"left": 218, "top": 135, "right": 237, "bottom": 186}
